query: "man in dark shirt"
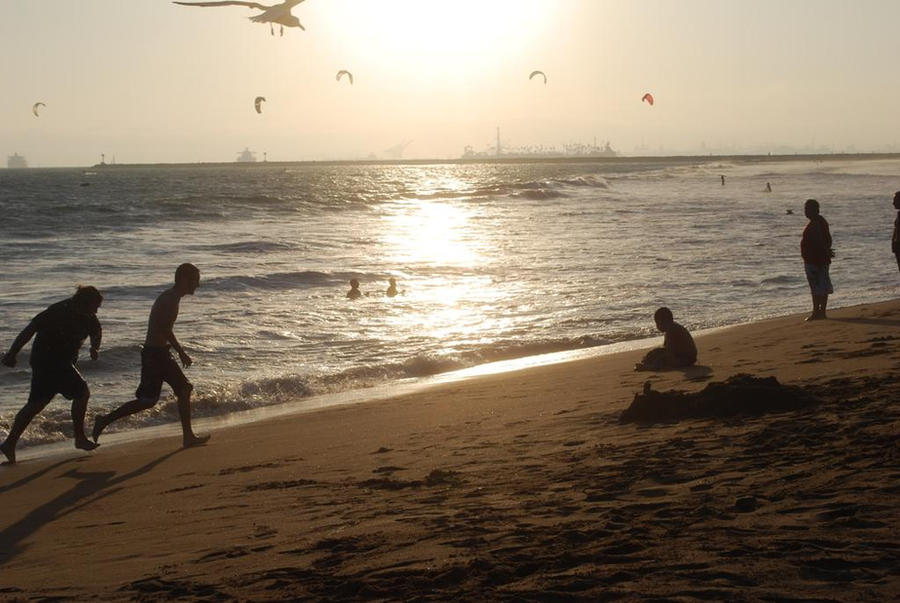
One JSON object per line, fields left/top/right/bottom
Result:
{"left": 801, "top": 199, "right": 834, "bottom": 320}
{"left": 1, "top": 286, "right": 103, "bottom": 464}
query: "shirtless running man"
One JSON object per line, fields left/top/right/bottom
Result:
{"left": 92, "top": 263, "right": 208, "bottom": 448}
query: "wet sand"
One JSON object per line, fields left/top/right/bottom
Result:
{"left": 2, "top": 301, "right": 899, "bottom": 600}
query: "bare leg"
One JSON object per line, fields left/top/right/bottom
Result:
{"left": 176, "top": 391, "right": 208, "bottom": 448}
{"left": 92, "top": 398, "right": 156, "bottom": 443}
{"left": 806, "top": 293, "right": 821, "bottom": 321}
{"left": 0, "top": 440, "right": 14, "bottom": 465}
{"left": 819, "top": 294, "right": 828, "bottom": 319}
{"left": 71, "top": 393, "right": 98, "bottom": 451}
{"left": 2, "top": 393, "right": 53, "bottom": 465}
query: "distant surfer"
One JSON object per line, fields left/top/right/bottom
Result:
{"left": 1, "top": 286, "right": 104, "bottom": 464}
{"left": 92, "top": 264, "right": 208, "bottom": 448}
{"left": 634, "top": 307, "right": 697, "bottom": 371}
{"left": 765, "top": 182, "right": 772, "bottom": 193}
{"left": 347, "top": 278, "right": 362, "bottom": 300}
{"left": 720, "top": 175, "right": 725, "bottom": 186}
{"left": 386, "top": 277, "right": 398, "bottom": 297}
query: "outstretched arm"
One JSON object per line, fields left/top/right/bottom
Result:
{"left": 2, "top": 322, "right": 37, "bottom": 367}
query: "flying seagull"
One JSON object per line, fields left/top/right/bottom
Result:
{"left": 173, "top": 0, "right": 307, "bottom": 36}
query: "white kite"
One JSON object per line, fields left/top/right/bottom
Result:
{"left": 32, "top": 102, "right": 45, "bottom": 117}
{"left": 173, "top": 0, "right": 307, "bottom": 36}
{"left": 336, "top": 70, "right": 353, "bottom": 85}
{"left": 254, "top": 96, "right": 266, "bottom": 113}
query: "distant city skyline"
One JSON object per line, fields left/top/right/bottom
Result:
{"left": 3, "top": 1, "right": 900, "bottom": 166}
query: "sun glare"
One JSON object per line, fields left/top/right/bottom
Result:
{"left": 327, "top": 0, "right": 552, "bottom": 80}
{"left": 381, "top": 199, "right": 479, "bottom": 267}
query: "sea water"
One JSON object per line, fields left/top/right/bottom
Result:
{"left": 1, "top": 157, "right": 898, "bottom": 447}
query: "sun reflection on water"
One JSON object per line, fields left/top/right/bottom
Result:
{"left": 378, "top": 191, "right": 503, "bottom": 339}
{"left": 381, "top": 198, "right": 481, "bottom": 267}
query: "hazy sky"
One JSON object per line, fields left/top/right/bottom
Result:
{"left": 3, "top": 0, "right": 900, "bottom": 165}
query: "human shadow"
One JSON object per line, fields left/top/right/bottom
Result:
{"left": 0, "top": 458, "right": 79, "bottom": 496}
{"left": 0, "top": 448, "right": 182, "bottom": 567}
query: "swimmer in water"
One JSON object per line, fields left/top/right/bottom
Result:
{"left": 347, "top": 278, "right": 362, "bottom": 300}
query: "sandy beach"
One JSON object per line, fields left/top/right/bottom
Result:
{"left": 2, "top": 301, "right": 899, "bottom": 601}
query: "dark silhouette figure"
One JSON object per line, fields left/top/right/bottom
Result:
{"left": 386, "top": 277, "right": 398, "bottom": 297}
{"left": 801, "top": 199, "right": 834, "bottom": 321}
{"left": 347, "top": 278, "right": 362, "bottom": 300}
{"left": 892, "top": 191, "right": 900, "bottom": 273}
{"left": 720, "top": 175, "right": 725, "bottom": 186}
{"left": 92, "top": 264, "right": 208, "bottom": 448}
{"left": 172, "top": 0, "right": 307, "bottom": 37}
{"left": 1, "top": 286, "right": 103, "bottom": 464}
{"left": 765, "top": 182, "right": 772, "bottom": 192}
{"left": 634, "top": 307, "right": 697, "bottom": 371}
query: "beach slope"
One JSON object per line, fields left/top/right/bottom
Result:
{"left": 2, "top": 301, "right": 899, "bottom": 600}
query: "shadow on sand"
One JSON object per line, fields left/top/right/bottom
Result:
{"left": 0, "top": 449, "right": 183, "bottom": 567}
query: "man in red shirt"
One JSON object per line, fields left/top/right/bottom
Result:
{"left": 801, "top": 199, "right": 834, "bottom": 321}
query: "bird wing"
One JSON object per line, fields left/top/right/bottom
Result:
{"left": 284, "top": 0, "right": 308, "bottom": 7}
{"left": 173, "top": 1, "right": 271, "bottom": 9}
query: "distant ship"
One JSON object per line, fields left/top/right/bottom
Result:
{"left": 7, "top": 153, "right": 27, "bottom": 169}
{"left": 236, "top": 148, "right": 257, "bottom": 163}
{"left": 462, "top": 128, "right": 617, "bottom": 160}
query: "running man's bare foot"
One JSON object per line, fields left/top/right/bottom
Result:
{"left": 75, "top": 438, "right": 99, "bottom": 452}
{"left": 1, "top": 441, "right": 15, "bottom": 465}
{"left": 183, "top": 434, "right": 210, "bottom": 448}
{"left": 92, "top": 415, "right": 108, "bottom": 443}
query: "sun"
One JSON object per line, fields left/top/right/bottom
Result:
{"left": 321, "top": 0, "right": 553, "bottom": 81}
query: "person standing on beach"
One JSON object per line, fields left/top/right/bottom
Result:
{"left": 1, "top": 286, "right": 103, "bottom": 464}
{"left": 801, "top": 199, "right": 834, "bottom": 321}
{"left": 892, "top": 191, "right": 900, "bottom": 273}
{"left": 92, "top": 263, "right": 208, "bottom": 448}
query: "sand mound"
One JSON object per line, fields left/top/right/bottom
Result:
{"left": 620, "top": 374, "right": 821, "bottom": 424}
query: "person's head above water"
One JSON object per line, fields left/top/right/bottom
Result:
{"left": 653, "top": 307, "right": 674, "bottom": 332}
{"left": 350, "top": 278, "right": 360, "bottom": 289}
{"left": 175, "top": 263, "right": 200, "bottom": 295}
{"left": 804, "top": 198, "right": 820, "bottom": 219}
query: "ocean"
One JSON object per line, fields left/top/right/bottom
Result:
{"left": 1, "top": 156, "right": 898, "bottom": 448}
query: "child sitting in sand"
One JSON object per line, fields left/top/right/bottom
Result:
{"left": 635, "top": 307, "right": 697, "bottom": 371}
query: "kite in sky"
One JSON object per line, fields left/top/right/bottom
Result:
{"left": 642, "top": 93, "right": 654, "bottom": 106}
{"left": 254, "top": 96, "right": 266, "bottom": 113}
{"left": 529, "top": 70, "right": 547, "bottom": 84}
{"left": 173, "top": 0, "right": 307, "bottom": 36}
{"left": 336, "top": 70, "right": 353, "bottom": 85}
{"left": 32, "top": 102, "right": 45, "bottom": 117}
